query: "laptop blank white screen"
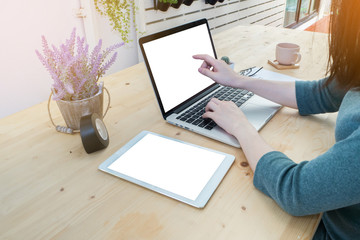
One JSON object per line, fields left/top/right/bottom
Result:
{"left": 142, "top": 23, "right": 216, "bottom": 113}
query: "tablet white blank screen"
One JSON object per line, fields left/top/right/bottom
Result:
{"left": 108, "top": 133, "right": 224, "bottom": 201}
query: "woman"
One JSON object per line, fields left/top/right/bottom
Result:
{"left": 193, "top": 0, "right": 360, "bottom": 239}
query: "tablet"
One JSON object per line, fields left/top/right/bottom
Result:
{"left": 99, "top": 131, "right": 235, "bottom": 208}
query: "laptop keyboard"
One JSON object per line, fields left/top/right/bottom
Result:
{"left": 176, "top": 87, "right": 254, "bottom": 130}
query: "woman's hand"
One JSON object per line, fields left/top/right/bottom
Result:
{"left": 203, "top": 98, "right": 274, "bottom": 172}
{"left": 193, "top": 54, "right": 240, "bottom": 88}
{"left": 193, "top": 54, "right": 298, "bottom": 109}
{"left": 203, "top": 98, "right": 249, "bottom": 136}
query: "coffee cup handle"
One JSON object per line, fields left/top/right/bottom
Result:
{"left": 292, "top": 52, "right": 301, "bottom": 65}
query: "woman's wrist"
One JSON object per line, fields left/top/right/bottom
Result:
{"left": 232, "top": 119, "right": 255, "bottom": 142}
{"left": 233, "top": 121, "right": 274, "bottom": 172}
{"left": 232, "top": 75, "right": 253, "bottom": 90}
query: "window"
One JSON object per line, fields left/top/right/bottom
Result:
{"left": 284, "top": 0, "right": 320, "bottom": 28}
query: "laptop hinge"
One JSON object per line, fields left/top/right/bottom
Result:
{"left": 173, "top": 84, "right": 221, "bottom": 114}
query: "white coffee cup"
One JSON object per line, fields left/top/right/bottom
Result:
{"left": 276, "top": 43, "right": 301, "bottom": 65}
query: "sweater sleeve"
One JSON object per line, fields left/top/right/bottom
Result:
{"left": 253, "top": 126, "right": 360, "bottom": 217}
{"left": 296, "top": 78, "right": 346, "bottom": 115}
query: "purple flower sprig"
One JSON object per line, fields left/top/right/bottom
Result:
{"left": 36, "top": 28, "right": 124, "bottom": 101}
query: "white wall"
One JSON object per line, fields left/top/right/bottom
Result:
{"left": 0, "top": 0, "right": 139, "bottom": 119}
{"left": 86, "top": 0, "right": 139, "bottom": 76}
{"left": 0, "top": 1, "right": 83, "bottom": 118}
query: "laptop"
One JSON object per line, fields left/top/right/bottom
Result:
{"left": 139, "top": 19, "right": 281, "bottom": 148}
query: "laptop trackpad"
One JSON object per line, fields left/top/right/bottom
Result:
{"left": 241, "top": 98, "right": 280, "bottom": 130}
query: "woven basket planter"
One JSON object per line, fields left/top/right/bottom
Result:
{"left": 55, "top": 84, "right": 104, "bottom": 130}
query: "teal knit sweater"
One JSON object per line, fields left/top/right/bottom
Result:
{"left": 253, "top": 78, "right": 360, "bottom": 240}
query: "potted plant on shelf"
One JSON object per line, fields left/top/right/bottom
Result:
{"left": 171, "top": 0, "right": 183, "bottom": 9}
{"left": 205, "top": 0, "right": 218, "bottom": 5}
{"left": 221, "top": 56, "right": 235, "bottom": 70}
{"left": 183, "top": 0, "right": 194, "bottom": 6}
{"left": 36, "top": 28, "right": 124, "bottom": 132}
{"left": 94, "top": 0, "right": 141, "bottom": 44}
{"left": 157, "top": 0, "right": 178, "bottom": 12}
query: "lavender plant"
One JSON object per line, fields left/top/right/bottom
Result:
{"left": 36, "top": 28, "right": 124, "bottom": 101}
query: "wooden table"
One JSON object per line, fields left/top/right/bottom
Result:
{"left": 0, "top": 25, "right": 335, "bottom": 239}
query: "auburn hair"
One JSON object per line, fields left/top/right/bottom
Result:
{"left": 326, "top": 0, "right": 360, "bottom": 90}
